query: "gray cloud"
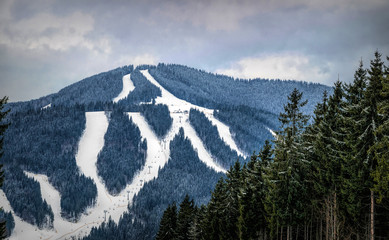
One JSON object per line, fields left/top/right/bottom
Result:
{"left": 0, "top": 0, "right": 388, "bottom": 101}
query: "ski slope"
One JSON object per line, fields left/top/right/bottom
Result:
{"left": 3, "top": 68, "right": 245, "bottom": 239}
{"left": 141, "top": 69, "right": 244, "bottom": 160}
{"left": 113, "top": 73, "right": 134, "bottom": 103}
{"left": 0, "top": 189, "right": 54, "bottom": 240}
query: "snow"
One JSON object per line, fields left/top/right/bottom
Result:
{"left": 204, "top": 115, "right": 246, "bottom": 157}
{"left": 4, "top": 110, "right": 179, "bottom": 239}
{"left": 2, "top": 68, "right": 244, "bottom": 239}
{"left": 41, "top": 103, "right": 51, "bottom": 110}
{"left": 140, "top": 70, "right": 227, "bottom": 173}
{"left": 267, "top": 127, "right": 277, "bottom": 138}
{"left": 0, "top": 189, "right": 56, "bottom": 240}
{"left": 112, "top": 74, "right": 135, "bottom": 103}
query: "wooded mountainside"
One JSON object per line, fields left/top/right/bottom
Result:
{"left": 156, "top": 51, "right": 389, "bottom": 240}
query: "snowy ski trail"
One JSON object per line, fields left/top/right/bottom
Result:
{"left": 203, "top": 115, "right": 246, "bottom": 157}
{"left": 113, "top": 73, "right": 134, "bottom": 103}
{"left": 141, "top": 69, "right": 242, "bottom": 168}
{"left": 3, "top": 68, "right": 243, "bottom": 239}
{"left": 0, "top": 189, "right": 56, "bottom": 240}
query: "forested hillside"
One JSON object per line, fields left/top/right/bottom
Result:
{"left": 7, "top": 66, "right": 133, "bottom": 113}
{"left": 189, "top": 108, "right": 242, "bottom": 168}
{"left": 2, "top": 106, "right": 97, "bottom": 221}
{"left": 157, "top": 52, "right": 389, "bottom": 240}
{"left": 83, "top": 128, "right": 224, "bottom": 240}
{"left": 0, "top": 59, "right": 333, "bottom": 239}
{"left": 97, "top": 110, "right": 147, "bottom": 195}
{"left": 149, "top": 64, "right": 329, "bottom": 115}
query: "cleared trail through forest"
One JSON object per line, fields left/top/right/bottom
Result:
{"left": 2, "top": 68, "right": 242, "bottom": 239}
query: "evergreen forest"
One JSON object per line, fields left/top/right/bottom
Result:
{"left": 156, "top": 51, "right": 389, "bottom": 240}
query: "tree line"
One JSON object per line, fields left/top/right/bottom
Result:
{"left": 156, "top": 51, "right": 389, "bottom": 240}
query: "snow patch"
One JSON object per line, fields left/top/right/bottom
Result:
{"left": 41, "top": 103, "right": 51, "bottom": 110}
{"left": 267, "top": 127, "right": 277, "bottom": 138}
{"left": 112, "top": 74, "right": 135, "bottom": 103}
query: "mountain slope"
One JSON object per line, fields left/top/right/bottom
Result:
{"left": 0, "top": 63, "right": 330, "bottom": 239}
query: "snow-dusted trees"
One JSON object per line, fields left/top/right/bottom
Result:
{"left": 267, "top": 88, "right": 311, "bottom": 240}
{"left": 2, "top": 105, "right": 96, "bottom": 222}
{"left": 189, "top": 108, "right": 241, "bottom": 168}
{"left": 97, "top": 110, "right": 147, "bottom": 195}
{"left": 154, "top": 51, "right": 389, "bottom": 240}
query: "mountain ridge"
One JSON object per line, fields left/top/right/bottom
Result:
{"left": 1, "top": 64, "right": 330, "bottom": 239}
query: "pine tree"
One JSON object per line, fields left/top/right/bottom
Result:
{"left": 156, "top": 203, "right": 178, "bottom": 240}
{"left": 341, "top": 60, "right": 370, "bottom": 238}
{"left": 270, "top": 88, "right": 310, "bottom": 240}
{"left": 360, "top": 51, "right": 384, "bottom": 240}
{"left": 372, "top": 56, "right": 389, "bottom": 203}
{"left": 221, "top": 161, "right": 242, "bottom": 240}
{"left": 176, "top": 195, "right": 196, "bottom": 240}
{"left": 204, "top": 178, "right": 226, "bottom": 239}
{"left": 188, "top": 205, "right": 206, "bottom": 240}
{"left": 0, "top": 96, "right": 10, "bottom": 239}
{"left": 318, "top": 81, "right": 346, "bottom": 240}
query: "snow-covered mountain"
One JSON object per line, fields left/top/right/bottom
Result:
{"left": 0, "top": 64, "right": 330, "bottom": 239}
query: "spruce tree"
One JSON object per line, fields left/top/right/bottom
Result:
{"left": 341, "top": 60, "right": 370, "bottom": 238}
{"left": 204, "top": 178, "right": 227, "bottom": 239}
{"left": 156, "top": 203, "right": 178, "bottom": 240}
{"left": 372, "top": 56, "right": 389, "bottom": 203}
{"left": 0, "top": 96, "right": 10, "bottom": 239}
{"left": 360, "top": 51, "right": 384, "bottom": 240}
{"left": 221, "top": 161, "right": 242, "bottom": 240}
{"left": 176, "top": 195, "right": 196, "bottom": 240}
{"left": 270, "top": 88, "right": 310, "bottom": 239}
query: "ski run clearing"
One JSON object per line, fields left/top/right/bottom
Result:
{"left": 2, "top": 68, "right": 247, "bottom": 239}
{"left": 113, "top": 74, "right": 134, "bottom": 103}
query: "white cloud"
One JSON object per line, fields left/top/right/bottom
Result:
{"left": 0, "top": 11, "right": 111, "bottom": 54}
{"left": 215, "top": 53, "right": 332, "bottom": 83}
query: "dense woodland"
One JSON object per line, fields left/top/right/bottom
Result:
{"left": 214, "top": 105, "right": 278, "bottom": 154}
{"left": 2, "top": 105, "right": 97, "bottom": 222}
{"left": 156, "top": 52, "right": 389, "bottom": 240}
{"left": 2, "top": 165, "right": 53, "bottom": 228}
{"left": 0, "top": 57, "right": 349, "bottom": 238}
{"left": 97, "top": 110, "right": 147, "bottom": 195}
{"left": 149, "top": 64, "right": 329, "bottom": 115}
{"left": 140, "top": 103, "right": 172, "bottom": 138}
{"left": 0, "top": 209, "right": 14, "bottom": 238}
{"left": 8, "top": 66, "right": 132, "bottom": 113}
{"left": 84, "top": 128, "right": 224, "bottom": 240}
{"left": 119, "top": 68, "right": 161, "bottom": 106}
{"left": 189, "top": 108, "right": 242, "bottom": 168}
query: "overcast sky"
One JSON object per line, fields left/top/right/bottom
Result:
{"left": 1, "top": 0, "right": 388, "bottom": 102}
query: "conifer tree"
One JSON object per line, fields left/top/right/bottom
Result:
{"left": 270, "top": 88, "right": 310, "bottom": 240}
{"left": 221, "top": 161, "right": 242, "bottom": 240}
{"left": 359, "top": 51, "right": 384, "bottom": 240}
{"left": 341, "top": 60, "right": 370, "bottom": 238}
{"left": 316, "top": 81, "right": 345, "bottom": 240}
{"left": 176, "top": 195, "right": 196, "bottom": 240}
{"left": 0, "top": 96, "right": 10, "bottom": 239}
{"left": 372, "top": 56, "right": 389, "bottom": 203}
{"left": 204, "top": 178, "right": 227, "bottom": 239}
{"left": 156, "top": 203, "right": 178, "bottom": 240}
